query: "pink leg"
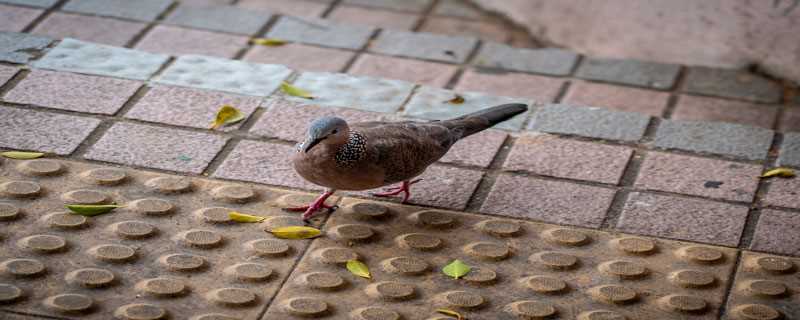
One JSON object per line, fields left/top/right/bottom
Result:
{"left": 371, "top": 179, "right": 422, "bottom": 203}
{"left": 284, "top": 190, "right": 337, "bottom": 221}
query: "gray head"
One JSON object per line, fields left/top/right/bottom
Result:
{"left": 299, "top": 116, "right": 350, "bottom": 153}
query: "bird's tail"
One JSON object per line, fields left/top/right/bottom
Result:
{"left": 444, "top": 103, "right": 528, "bottom": 138}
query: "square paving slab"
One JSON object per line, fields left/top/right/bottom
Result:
{"left": 0, "top": 106, "right": 100, "bottom": 155}
{"left": 266, "top": 16, "right": 375, "bottom": 50}
{"left": 528, "top": 103, "right": 650, "bottom": 142}
{"left": 0, "top": 32, "right": 51, "bottom": 64}
{"left": 653, "top": 119, "right": 774, "bottom": 161}
{"left": 62, "top": 0, "right": 173, "bottom": 21}
{"left": 403, "top": 86, "right": 531, "bottom": 131}
{"left": 475, "top": 42, "right": 578, "bottom": 76}
{"left": 370, "top": 29, "right": 477, "bottom": 64}
{"left": 155, "top": 55, "right": 292, "bottom": 96}
{"left": 284, "top": 72, "right": 414, "bottom": 113}
{"left": 33, "top": 38, "right": 169, "bottom": 81}
{"left": 164, "top": 4, "right": 271, "bottom": 35}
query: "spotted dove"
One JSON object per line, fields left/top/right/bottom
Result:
{"left": 289, "top": 103, "right": 528, "bottom": 220}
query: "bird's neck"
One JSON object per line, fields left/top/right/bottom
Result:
{"left": 334, "top": 131, "right": 367, "bottom": 167}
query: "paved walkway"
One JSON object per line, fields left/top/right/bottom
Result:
{"left": 0, "top": 0, "right": 799, "bottom": 319}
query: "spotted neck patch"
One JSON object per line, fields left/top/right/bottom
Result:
{"left": 335, "top": 131, "right": 367, "bottom": 167}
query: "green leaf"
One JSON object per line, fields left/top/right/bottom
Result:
{"left": 1, "top": 151, "right": 45, "bottom": 159}
{"left": 346, "top": 259, "right": 371, "bottom": 279}
{"left": 442, "top": 259, "right": 471, "bottom": 279}
{"left": 65, "top": 204, "right": 124, "bottom": 216}
{"left": 761, "top": 167, "right": 795, "bottom": 178}
{"left": 436, "top": 308, "right": 464, "bottom": 320}
{"left": 268, "top": 226, "right": 321, "bottom": 239}
{"left": 281, "top": 81, "right": 314, "bottom": 99}
{"left": 228, "top": 211, "right": 266, "bottom": 223}
{"left": 251, "top": 38, "right": 288, "bottom": 46}
{"left": 210, "top": 105, "right": 245, "bottom": 129}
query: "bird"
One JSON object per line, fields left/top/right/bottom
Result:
{"left": 288, "top": 103, "right": 528, "bottom": 221}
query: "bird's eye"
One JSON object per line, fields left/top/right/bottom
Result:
{"left": 331, "top": 129, "right": 338, "bottom": 134}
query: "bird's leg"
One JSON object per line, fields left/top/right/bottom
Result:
{"left": 372, "top": 179, "right": 422, "bottom": 203}
{"left": 284, "top": 189, "right": 338, "bottom": 221}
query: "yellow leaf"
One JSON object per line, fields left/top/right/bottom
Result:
{"left": 436, "top": 308, "right": 464, "bottom": 320}
{"left": 442, "top": 259, "right": 471, "bottom": 279}
{"left": 268, "top": 226, "right": 321, "bottom": 239}
{"left": 210, "top": 105, "right": 245, "bottom": 129}
{"left": 228, "top": 211, "right": 266, "bottom": 223}
{"left": 66, "top": 204, "right": 124, "bottom": 216}
{"left": 346, "top": 259, "right": 371, "bottom": 279}
{"left": 281, "top": 81, "right": 314, "bottom": 99}
{"left": 446, "top": 94, "right": 465, "bottom": 104}
{"left": 1, "top": 151, "right": 44, "bottom": 159}
{"left": 251, "top": 38, "right": 288, "bottom": 46}
{"left": 761, "top": 167, "right": 795, "bottom": 178}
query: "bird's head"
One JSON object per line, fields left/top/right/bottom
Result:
{"left": 299, "top": 116, "right": 350, "bottom": 153}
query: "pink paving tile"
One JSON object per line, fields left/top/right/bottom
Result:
{"left": 562, "top": 80, "right": 670, "bottom": 117}
{"left": 617, "top": 192, "right": 749, "bottom": 246}
{"left": 419, "top": 16, "right": 509, "bottom": 43}
{"left": 328, "top": 5, "right": 419, "bottom": 30}
{"left": 213, "top": 139, "right": 321, "bottom": 190}
{"left": 0, "top": 106, "right": 100, "bottom": 155}
{"left": 439, "top": 129, "right": 507, "bottom": 168}
{"left": 135, "top": 25, "right": 248, "bottom": 58}
{"left": 0, "top": 4, "right": 42, "bottom": 32}
{"left": 671, "top": 95, "right": 779, "bottom": 129}
{"left": 504, "top": 133, "right": 633, "bottom": 184}
{"left": 763, "top": 177, "right": 800, "bottom": 209}
{"left": 635, "top": 152, "right": 762, "bottom": 202}
{"left": 0, "top": 65, "right": 18, "bottom": 85}
{"left": 242, "top": 43, "right": 355, "bottom": 73}
{"left": 250, "top": 99, "right": 387, "bottom": 141}
{"left": 31, "top": 12, "right": 147, "bottom": 46}
{"left": 4, "top": 69, "right": 141, "bottom": 114}
{"left": 750, "top": 209, "right": 800, "bottom": 256}
{"left": 480, "top": 174, "right": 616, "bottom": 228}
{"left": 125, "top": 85, "right": 261, "bottom": 131}
{"left": 455, "top": 69, "right": 565, "bottom": 102}
{"left": 348, "top": 53, "right": 458, "bottom": 87}
{"left": 779, "top": 106, "right": 800, "bottom": 132}
{"left": 236, "top": 0, "right": 328, "bottom": 17}
{"left": 181, "top": 0, "right": 233, "bottom": 6}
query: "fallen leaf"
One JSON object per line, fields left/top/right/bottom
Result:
{"left": 761, "top": 167, "right": 795, "bottom": 178}
{"left": 436, "top": 308, "right": 464, "bottom": 320}
{"left": 442, "top": 259, "right": 471, "bottom": 279}
{"left": 268, "top": 226, "right": 321, "bottom": 239}
{"left": 228, "top": 211, "right": 266, "bottom": 223}
{"left": 210, "top": 105, "right": 245, "bottom": 129}
{"left": 281, "top": 81, "right": 314, "bottom": 99}
{"left": 251, "top": 38, "right": 288, "bottom": 46}
{"left": 65, "top": 204, "right": 124, "bottom": 216}
{"left": 346, "top": 259, "right": 371, "bottom": 279}
{"left": 1, "top": 151, "right": 44, "bottom": 159}
{"left": 446, "top": 94, "right": 465, "bottom": 104}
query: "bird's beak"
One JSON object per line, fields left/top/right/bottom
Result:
{"left": 301, "top": 137, "right": 324, "bottom": 153}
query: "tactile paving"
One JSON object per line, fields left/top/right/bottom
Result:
{"left": 263, "top": 198, "right": 738, "bottom": 319}
{"left": 0, "top": 158, "right": 332, "bottom": 319}
{"left": 723, "top": 252, "right": 799, "bottom": 320}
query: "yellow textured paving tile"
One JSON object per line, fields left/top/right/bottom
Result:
{"left": 723, "top": 252, "right": 799, "bottom": 320}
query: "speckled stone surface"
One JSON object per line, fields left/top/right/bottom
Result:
{"left": 528, "top": 103, "right": 650, "bottom": 142}
{"left": 212, "top": 139, "right": 320, "bottom": 190}
{"left": 653, "top": 119, "right": 774, "bottom": 161}
{"left": 370, "top": 29, "right": 478, "bottom": 63}
{"left": 327, "top": 5, "right": 420, "bottom": 30}
{"left": 285, "top": 72, "right": 414, "bottom": 113}
{"left": 0, "top": 31, "right": 51, "bottom": 64}
{"left": 455, "top": 69, "right": 565, "bottom": 102}
{"left": 778, "top": 132, "right": 800, "bottom": 168}
{"left": 0, "top": 0, "right": 58, "bottom": 7}
{"left": 243, "top": 43, "right": 355, "bottom": 73}
{"left": 135, "top": 25, "right": 249, "bottom": 58}
{"left": 683, "top": 67, "right": 782, "bottom": 103}
{"left": 0, "top": 64, "right": 17, "bottom": 85}
{"left": 237, "top": 0, "right": 328, "bottom": 18}
{"left": 433, "top": 0, "right": 482, "bottom": 18}
{"left": 750, "top": 209, "right": 800, "bottom": 256}
{"left": 671, "top": 95, "right": 778, "bottom": 129}
{"left": 33, "top": 38, "right": 169, "bottom": 80}
{"left": 440, "top": 129, "right": 506, "bottom": 168}
{"left": 418, "top": 16, "right": 509, "bottom": 42}
{"left": 635, "top": 152, "right": 761, "bottom": 202}
{"left": 475, "top": 42, "right": 578, "bottom": 76}
{"left": 562, "top": 80, "right": 670, "bottom": 116}
{"left": 265, "top": 16, "right": 375, "bottom": 50}
{"left": 779, "top": 107, "right": 800, "bottom": 132}
{"left": 763, "top": 177, "right": 800, "bottom": 210}
{"left": 576, "top": 57, "right": 681, "bottom": 90}
{"left": 31, "top": 12, "right": 148, "bottom": 47}
{"left": 504, "top": 133, "right": 633, "bottom": 184}
{"left": 349, "top": 53, "right": 458, "bottom": 87}
{"left": 84, "top": 122, "right": 228, "bottom": 174}
{"left": 164, "top": 4, "right": 271, "bottom": 35}
{"left": 5, "top": 69, "right": 142, "bottom": 114}
{"left": 250, "top": 99, "right": 386, "bottom": 141}
{"left": 403, "top": 86, "right": 531, "bottom": 131}
{"left": 481, "top": 174, "right": 616, "bottom": 228}
{"left": 0, "top": 4, "right": 42, "bottom": 32}
{"left": 62, "top": 0, "right": 173, "bottom": 21}
{"left": 617, "top": 192, "right": 749, "bottom": 246}
{"left": 155, "top": 54, "right": 292, "bottom": 96}
{"left": 0, "top": 106, "right": 101, "bottom": 155}
{"left": 125, "top": 85, "right": 262, "bottom": 131}
{"left": 342, "top": 0, "right": 431, "bottom": 12}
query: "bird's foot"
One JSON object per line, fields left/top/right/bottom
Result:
{"left": 371, "top": 179, "right": 421, "bottom": 203}
{"left": 283, "top": 190, "right": 337, "bottom": 221}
